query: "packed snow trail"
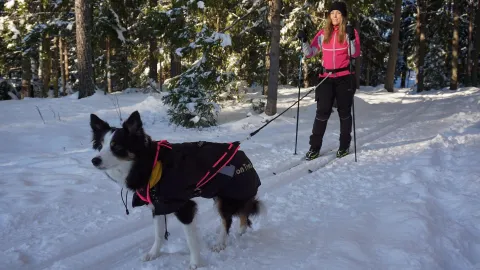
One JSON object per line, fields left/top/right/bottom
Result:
{"left": 0, "top": 86, "right": 479, "bottom": 270}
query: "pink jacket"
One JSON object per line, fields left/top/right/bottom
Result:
{"left": 302, "top": 26, "right": 361, "bottom": 78}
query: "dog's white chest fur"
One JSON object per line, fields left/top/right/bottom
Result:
{"left": 104, "top": 162, "right": 133, "bottom": 186}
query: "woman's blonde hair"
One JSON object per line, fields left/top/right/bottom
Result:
{"left": 323, "top": 16, "right": 347, "bottom": 44}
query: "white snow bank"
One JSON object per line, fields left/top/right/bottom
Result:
{"left": 0, "top": 86, "right": 479, "bottom": 269}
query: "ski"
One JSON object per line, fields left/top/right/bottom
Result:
{"left": 271, "top": 148, "right": 337, "bottom": 176}
{"left": 272, "top": 156, "right": 306, "bottom": 175}
{"left": 305, "top": 151, "right": 338, "bottom": 174}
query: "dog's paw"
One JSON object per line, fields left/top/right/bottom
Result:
{"left": 211, "top": 243, "right": 226, "bottom": 252}
{"left": 239, "top": 226, "right": 247, "bottom": 236}
{"left": 189, "top": 254, "right": 203, "bottom": 269}
{"left": 142, "top": 250, "right": 161, "bottom": 261}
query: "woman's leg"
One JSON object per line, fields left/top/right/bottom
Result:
{"left": 308, "top": 79, "right": 335, "bottom": 157}
{"left": 334, "top": 74, "right": 356, "bottom": 153}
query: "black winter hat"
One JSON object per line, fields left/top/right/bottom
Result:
{"left": 329, "top": 1, "right": 348, "bottom": 18}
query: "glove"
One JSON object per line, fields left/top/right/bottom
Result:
{"left": 346, "top": 24, "right": 355, "bottom": 41}
{"left": 297, "top": 30, "right": 308, "bottom": 43}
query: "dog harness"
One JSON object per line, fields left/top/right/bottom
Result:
{"left": 135, "top": 140, "right": 170, "bottom": 204}
{"left": 193, "top": 141, "right": 240, "bottom": 196}
{"left": 130, "top": 140, "right": 241, "bottom": 241}
{"left": 135, "top": 140, "right": 241, "bottom": 205}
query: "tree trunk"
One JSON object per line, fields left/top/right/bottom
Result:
{"left": 466, "top": 3, "right": 474, "bottom": 86}
{"left": 159, "top": 59, "right": 163, "bottom": 91}
{"left": 40, "top": 34, "right": 52, "bottom": 97}
{"left": 64, "top": 38, "right": 70, "bottom": 92}
{"left": 385, "top": 0, "right": 403, "bottom": 92}
{"left": 416, "top": 0, "right": 426, "bottom": 92}
{"left": 450, "top": 0, "right": 459, "bottom": 90}
{"left": 159, "top": 41, "right": 163, "bottom": 91}
{"left": 90, "top": 1, "right": 95, "bottom": 86}
{"left": 75, "top": 0, "right": 95, "bottom": 98}
{"left": 59, "top": 36, "right": 66, "bottom": 96}
{"left": 473, "top": 0, "right": 480, "bottom": 86}
{"left": 302, "top": 58, "right": 308, "bottom": 88}
{"left": 265, "top": 0, "right": 282, "bottom": 116}
{"left": 401, "top": 50, "right": 408, "bottom": 87}
{"left": 148, "top": 0, "right": 158, "bottom": 85}
{"left": 31, "top": 58, "right": 41, "bottom": 97}
{"left": 366, "top": 57, "right": 370, "bottom": 86}
{"left": 286, "top": 59, "right": 289, "bottom": 85}
{"left": 106, "top": 36, "right": 112, "bottom": 93}
{"left": 52, "top": 37, "right": 60, "bottom": 98}
{"left": 170, "top": 50, "right": 182, "bottom": 78}
{"left": 262, "top": 44, "right": 269, "bottom": 95}
{"left": 21, "top": 53, "right": 31, "bottom": 99}
{"left": 120, "top": 48, "right": 129, "bottom": 90}
{"left": 149, "top": 39, "right": 158, "bottom": 85}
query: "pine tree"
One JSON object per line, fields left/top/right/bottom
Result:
{"left": 75, "top": 0, "right": 95, "bottom": 98}
{"left": 422, "top": 0, "right": 452, "bottom": 90}
{"left": 280, "top": 1, "right": 317, "bottom": 87}
{"left": 161, "top": 1, "right": 236, "bottom": 128}
{"left": 473, "top": 0, "right": 480, "bottom": 86}
{"left": 265, "top": 0, "right": 281, "bottom": 116}
{"left": 465, "top": 0, "right": 475, "bottom": 85}
{"left": 450, "top": 0, "right": 459, "bottom": 90}
{"left": 399, "top": 0, "right": 416, "bottom": 88}
{"left": 385, "top": 0, "right": 403, "bottom": 92}
{"left": 415, "top": 0, "right": 427, "bottom": 92}
{"left": 357, "top": 5, "right": 391, "bottom": 86}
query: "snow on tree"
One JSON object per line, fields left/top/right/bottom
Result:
{"left": 162, "top": 25, "right": 234, "bottom": 128}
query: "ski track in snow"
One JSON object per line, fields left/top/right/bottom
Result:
{"left": 1, "top": 87, "right": 479, "bottom": 270}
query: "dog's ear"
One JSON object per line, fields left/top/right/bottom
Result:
{"left": 122, "top": 110, "right": 143, "bottom": 134}
{"left": 90, "top": 114, "right": 110, "bottom": 133}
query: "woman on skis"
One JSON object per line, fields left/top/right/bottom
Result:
{"left": 298, "top": 1, "right": 361, "bottom": 160}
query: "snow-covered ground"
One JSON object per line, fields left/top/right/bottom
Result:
{"left": 1, "top": 84, "right": 479, "bottom": 270}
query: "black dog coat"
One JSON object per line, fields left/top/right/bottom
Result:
{"left": 132, "top": 141, "right": 261, "bottom": 215}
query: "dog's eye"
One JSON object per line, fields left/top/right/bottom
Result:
{"left": 112, "top": 145, "right": 123, "bottom": 152}
{"left": 110, "top": 141, "right": 115, "bottom": 147}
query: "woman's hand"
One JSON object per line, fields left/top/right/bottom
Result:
{"left": 297, "top": 30, "right": 308, "bottom": 43}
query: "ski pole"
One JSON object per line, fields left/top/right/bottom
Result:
{"left": 347, "top": 23, "right": 358, "bottom": 162}
{"left": 294, "top": 54, "right": 302, "bottom": 155}
{"left": 239, "top": 72, "right": 332, "bottom": 144}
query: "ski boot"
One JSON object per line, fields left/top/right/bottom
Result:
{"left": 336, "top": 148, "right": 350, "bottom": 158}
{"left": 305, "top": 146, "right": 320, "bottom": 161}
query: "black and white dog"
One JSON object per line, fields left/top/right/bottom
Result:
{"left": 89, "top": 110, "right": 263, "bottom": 269}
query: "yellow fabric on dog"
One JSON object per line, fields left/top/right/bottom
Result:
{"left": 149, "top": 161, "right": 162, "bottom": 189}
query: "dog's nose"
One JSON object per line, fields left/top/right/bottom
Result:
{"left": 91, "top": 157, "right": 102, "bottom": 167}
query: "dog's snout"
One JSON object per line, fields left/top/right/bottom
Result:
{"left": 91, "top": 157, "right": 102, "bottom": 167}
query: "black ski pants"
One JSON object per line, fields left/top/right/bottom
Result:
{"left": 309, "top": 74, "right": 356, "bottom": 150}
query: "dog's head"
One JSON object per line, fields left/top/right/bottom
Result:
{"left": 90, "top": 110, "right": 150, "bottom": 170}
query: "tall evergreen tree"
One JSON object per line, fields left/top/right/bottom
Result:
{"left": 75, "top": 0, "right": 95, "bottom": 98}
{"left": 450, "top": 0, "right": 460, "bottom": 90}
{"left": 415, "top": 0, "right": 427, "bottom": 92}
{"left": 473, "top": 0, "right": 480, "bottom": 86}
{"left": 385, "top": 0, "right": 403, "bottom": 92}
{"left": 265, "top": 0, "right": 281, "bottom": 116}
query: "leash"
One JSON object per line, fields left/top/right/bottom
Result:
{"left": 239, "top": 72, "right": 332, "bottom": 144}
{"left": 108, "top": 70, "right": 331, "bottom": 241}
{"left": 103, "top": 171, "right": 132, "bottom": 215}
{"left": 112, "top": 76, "right": 340, "bottom": 234}
{"left": 120, "top": 187, "right": 129, "bottom": 215}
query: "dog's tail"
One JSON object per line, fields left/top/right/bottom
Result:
{"left": 244, "top": 197, "right": 267, "bottom": 225}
